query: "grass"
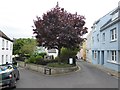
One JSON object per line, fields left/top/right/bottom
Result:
{"left": 47, "top": 63, "right": 74, "bottom": 68}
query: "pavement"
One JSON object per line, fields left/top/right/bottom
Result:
{"left": 83, "top": 60, "right": 120, "bottom": 78}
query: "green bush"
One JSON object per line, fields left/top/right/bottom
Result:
{"left": 47, "top": 63, "right": 73, "bottom": 68}
{"left": 25, "top": 59, "right": 29, "bottom": 63}
{"left": 35, "top": 59, "right": 58, "bottom": 65}
{"left": 26, "top": 55, "right": 43, "bottom": 64}
{"left": 38, "top": 53, "right": 46, "bottom": 58}
{"left": 33, "top": 52, "right": 46, "bottom": 58}
{"left": 28, "top": 56, "right": 36, "bottom": 63}
{"left": 34, "top": 56, "right": 43, "bottom": 64}
{"left": 60, "top": 47, "right": 77, "bottom": 63}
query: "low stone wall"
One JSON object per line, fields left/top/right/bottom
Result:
{"left": 51, "top": 66, "right": 78, "bottom": 75}
{"left": 17, "top": 61, "right": 26, "bottom": 67}
{"left": 17, "top": 61, "right": 79, "bottom": 75}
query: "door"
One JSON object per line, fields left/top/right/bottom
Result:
{"left": 101, "top": 51, "right": 104, "bottom": 65}
{"left": 98, "top": 51, "right": 100, "bottom": 64}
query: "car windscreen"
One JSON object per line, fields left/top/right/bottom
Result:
{"left": 0, "top": 66, "right": 7, "bottom": 72}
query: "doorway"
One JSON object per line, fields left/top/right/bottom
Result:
{"left": 101, "top": 51, "right": 104, "bottom": 65}
{"left": 98, "top": 51, "right": 100, "bottom": 64}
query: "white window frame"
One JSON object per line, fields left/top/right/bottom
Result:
{"left": 110, "top": 28, "right": 117, "bottom": 41}
{"left": 6, "top": 55, "right": 8, "bottom": 63}
{"left": 10, "top": 44, "right": 12, "bottom": 50}
{"left": 6, "top": 40, "right": 8, "bottom": 50}
{"left": 2, "top": 39, "right": 5, "bottom": 50}
{"left": 2, "top": 55, "right": 4, "bottom": 64}
{"left": 111, "top": 51, "right": 116, "bottom": 62}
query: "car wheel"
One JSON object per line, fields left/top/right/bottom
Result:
{"left": 9, "top": 79, "right": 16, "bottom": 88}
{"left": 16, "top": 72, "right": 20, "bottom": 80}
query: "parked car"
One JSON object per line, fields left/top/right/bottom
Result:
{"left": 0, "top": 63, "right": 20, "bottom": 89}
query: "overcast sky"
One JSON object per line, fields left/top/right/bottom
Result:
{"left": 0, "top": 0, "right": 119, "bottom": 39}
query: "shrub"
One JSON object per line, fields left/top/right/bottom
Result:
{"left": 34, "top": 56, "right": 44, "bottom": 64}
{"left": 28, "top": 56, "right": 36, "bottom": 63}
{"left": 25, "top": 59, "right": 29, "bottom": 63}
{"left": 38, "top": 53, "right": 47, "bottom": 58}
{"left": 47, "top": 63, "right": 74, "bottom": 68}
{"left": 60, "top": 47, "right": 77, "bottom": 63}
{"left": 33, "top": 52, "right": 46, "bottom": 58}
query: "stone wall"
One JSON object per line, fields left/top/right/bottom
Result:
{"left": 17, "top": 61, "right": 79, "bottom": 75}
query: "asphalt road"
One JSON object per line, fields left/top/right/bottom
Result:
{"left": 15, "top": 61, "right": 119, "bottom": 88}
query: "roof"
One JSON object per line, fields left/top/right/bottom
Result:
{"left": 0, "top": 30, "right": 13, "bottom": 42}
{"left": 100, "top": 19, "right": 112, "bottom": 29}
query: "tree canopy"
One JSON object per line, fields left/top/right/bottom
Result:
{"left": 13, "top": 38, "right": 37, "bottom": 56}
{"left": 33, "top": 3, "right": 88, "bottom": 51}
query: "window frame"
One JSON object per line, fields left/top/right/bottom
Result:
{"left": 97, "top": 34, "right": 99, "bottom": 42}
{"left": 2, "top": 39, "right": 5, "bottom": 50}
{"left": 111, "top": 51, "right": 117, "bottom": 62}
{"left": 94, "top": 51, "right": 97, "bottom": 59}
{"left": 102, "top": 33, "right": 105, "bottom": 42}
{"left": 110, "top": 28, "right": 117, "bottom": 41}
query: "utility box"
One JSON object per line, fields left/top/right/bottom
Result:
{"left": 69, "top": 58, "right": 73, "bottom": 64}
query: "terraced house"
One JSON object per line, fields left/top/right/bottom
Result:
{"left": 91, "top": 4, "right": 120, "bottom": 72}
{"left": 0, "top": 30, "right": 13, "bottom": 65}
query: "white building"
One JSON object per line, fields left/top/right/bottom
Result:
{"left": 0, "top": 30, "right": 13, "bottom": 65}
{"left": 45, "top": 48, "right": 58, "bottom": 59}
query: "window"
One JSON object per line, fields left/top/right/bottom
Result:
{"left": 6, "top": 41, "right": 8, "bottom": 50}
{"left": 92, "top": 37, "right": 94, "bottom": 44}
{"left": 102, "top": 33, "right": 105, "bottom": 41}
{"left": 2, "top": 39, "right": 5, "bottom": 50}
{"left": 10, "top": 55, "right": 12, "bottom": 62}
{"left": 111, "top": 51, "right": 116, "bottom": 62}
{"left": 97, "top": 34, "right": 99, "bottom": 42}
{"left": 92, "top": 24, "right": 97, "bottom": 31}
{"left": 94, "top": 51, "right": 97, "bottom": 59}
{"left": 110, "top": 28, "right": 117, "bottom": 41}
{"left": 107, "top": 51, "right": 109, "bottom": 60}
{"left": 10, "top": 44, "right": 12, "bottom": 50}
{"left": 2, "top": 55, "right": 4, "bottom": 64}
{"left": 118, "top": 51, "right": 120, "bottom": 63}
{"left": 6, "top": 55, "right": 8, "bottom": 63}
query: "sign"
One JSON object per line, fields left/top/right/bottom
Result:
{"left": 69, "top": 58, "right": 73, "bottom": 64}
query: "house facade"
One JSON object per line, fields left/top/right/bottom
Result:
{"left": 45, "top": 48, "right": 58, "bottom": 59}
{"left": 91, "top": 6, "right": 120, "bottom": 72}
{"left": 77, "top": 39, "right": 86, "bottom": 60}
{"left": 0, "top": 30, "right": 13, "bottom": 65}
{"left": 86, "top": 31, "right": 92, "bottom": 63}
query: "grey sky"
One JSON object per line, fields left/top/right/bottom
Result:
{"left": 0, "top": 0, "right": 119, "bottom": 39}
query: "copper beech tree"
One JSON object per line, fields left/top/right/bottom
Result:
{"left": 33, "top": 3, "right": 88, "bottom": 56}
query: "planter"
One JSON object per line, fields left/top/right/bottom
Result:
{"left": 17, "top": 61, "right": 79, "bottom": 75}
{"left": 50, "top": 66, "right": 79, "bottom": 75}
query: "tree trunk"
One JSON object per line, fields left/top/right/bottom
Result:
{"left": 58, "top": 47, "right": 61, "bottom": 64}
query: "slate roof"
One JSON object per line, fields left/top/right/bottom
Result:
{"left": 0, "top": 30, "right": 13, "bottom": 42}
{"left": 100, "top": 19, "right": 112, "bottom": 29}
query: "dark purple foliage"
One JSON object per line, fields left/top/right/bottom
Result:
{"left": 33, "top": 3, "right": 88, "bottom": 50}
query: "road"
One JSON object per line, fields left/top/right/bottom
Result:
{"left": 15, "top": 61, "right": 118, "bottom": 88}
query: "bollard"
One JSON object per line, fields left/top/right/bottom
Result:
{"left": 44, "top": 67, "right": 51, "bottom": 75}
